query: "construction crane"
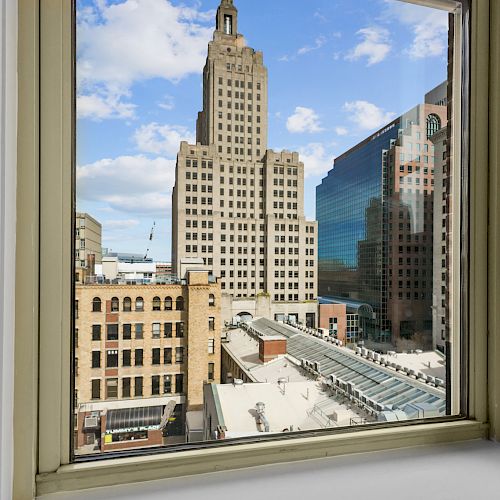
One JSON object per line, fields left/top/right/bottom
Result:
{"left": 144, "top": 221, "right": 155, "bottom": 260}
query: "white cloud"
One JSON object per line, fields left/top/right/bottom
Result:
{"left": 77, "top": 92, "right": 136, "bottom": 121}
{"left": 343, "top": 100, "right": 396, "bottom": 130}
{"left": 298, "top": 143, "right": 334, "bottom": 178}
{"left": 297, "top": 36, "right": 327, "bottom": 56}
{"left": 77, "top": 0, "right": 214, "bottom": 120}
{"left": 133, "top": 123, "right": 195, "bottom": 156}
{"left": 335, "top": 126, "right": 348, "bottom": 136}
{"left": 346, "top": 27, "right": 391, "bottom": 66}
{"left": 383, "top": 0, "right": 448, "bottom": 60}
{"left": 280, "top": 35, "right": 327, "bottom": 62}
{"left": 286, "top": 107, "right": 323, "bottom": 134}
{"left": 77, "top": 155, "right": 175, "bottom": 217}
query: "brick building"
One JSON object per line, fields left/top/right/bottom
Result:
{"left": 74, "top": 270, "right": 221, "bottom": 453}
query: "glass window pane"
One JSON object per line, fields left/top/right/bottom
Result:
{"left": 74, "top": 0, "right": 464, "bottom": 458}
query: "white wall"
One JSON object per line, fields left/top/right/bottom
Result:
{"left": 37, "top": 440, "right": 500, "bottom": 500}
{"left": 0, "top": 0, "right": 17, "bottom": 498}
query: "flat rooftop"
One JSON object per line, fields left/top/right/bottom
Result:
{"left": 211, "top": 381, "right": 367, "bottom": 439}
{"left": 223, "top": 328, "right": 307, "bottom": 383}
{"left": 240, "top": 318, "right": 446, "bottom": 415}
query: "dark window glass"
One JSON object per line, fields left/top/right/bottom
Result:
{"left": 135, "top": 349, "right": 143, "bottom": 366}
{"left": 175, "top": 296, "right": 184, "bottom": 311}
{"left": 106, "top": 324, "right": 118, "bottom": 340}
{"left": 123, "top": 323, "right": 132, "bottom": 340}
{"left": 151, "top": 375, "right": 160, "bottom": 395}
{"left": 209, "top": 317, "right": 215, "bottom": 331}
{"left": 106, "top": 350, "right": 118, "bottom": 368}
{"left": 92, "top": 297, "right": 101, "bottom": 312}
{"left": 135, "top": 377, "right": 143, "bottom": 397}
{"left": 91, "top": 379, "right": 100, "bottom": 399}
{"left": 122, "top": 349, "right": 131, "bottom": 367}
{"left": 164, "top": 322, "right": 172, "bottom": 338}
{"left": 175, "top": 374, "right": 184, "bottom": 394}
{"left": 208, "top": 362, "right": 215, "bottom": 381}
{"left": 91, "top": 351, "right": 100, "bottom": 368}
{"left": 152, "top": 348, "right": 160, "bottom": 365}
{"left": 164, "top": 348, "right": 172, "bottom": 364}
{"left": 91, "top": 324, "right": 101, "bottom": 341}
{"left": 164, "top": 296, "right": 173, "bottom": 310}
{"left": 122, "top": 377, "right": 131, "bottom": 398}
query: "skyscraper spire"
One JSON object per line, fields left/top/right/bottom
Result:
{"left": 216, "top": 0, "right": 238, "bottom": 36}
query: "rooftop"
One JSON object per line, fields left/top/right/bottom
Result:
{"left": 210, "top": 381, "right": 367, "bottom": 439}
{"left": 238, "top": 318, "right": 447, "bottom": 416}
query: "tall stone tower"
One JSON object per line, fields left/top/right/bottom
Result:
{"left": 172, "top": 0, "right": 318, "bottom": 325}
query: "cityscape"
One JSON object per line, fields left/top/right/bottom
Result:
{"left": 74, "top": 0, "right": 452, "bottom": 455}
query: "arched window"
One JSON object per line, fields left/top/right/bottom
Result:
{"left": 164, "top": 296, "right": 173, "bottom": 311}
{"left": 123, "top": 297, "right": 132, "bottom": 312}
{"left": 111, "top": 297, "right": 119, "bottom": 312}
{"left": 135, "top": 297, "right": 144, "bottom": 312}
{"left": 209, "top": 294, "right": 215, "bottom": 307}
{"left": 426, "top": 113, "right": 441, "bottom": 139}
{"left": 175, "top": 296, "right": 184, "bottom": 311}
{"left": 152, "top": 296, "right": 161, "bottom": 311}
{"left": 92, "top": 297, "right": 101, "bottom": 312}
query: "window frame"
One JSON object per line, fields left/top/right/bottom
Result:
{"left": 11, "top": 0, "right": 499, "bottom": 497}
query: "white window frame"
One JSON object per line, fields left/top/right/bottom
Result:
{"left": 10, "top": 0, "right": 500, "bottom": 497}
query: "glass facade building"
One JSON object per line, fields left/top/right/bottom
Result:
{"left": 317, "top": 87, "right": 448, "bottom": 347}
{"left": 317, "top": 120, "right": 400, "bottom": 341}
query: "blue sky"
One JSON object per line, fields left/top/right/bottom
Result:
{"left": 76, "top": 0, "right": 448, "bottom": 261}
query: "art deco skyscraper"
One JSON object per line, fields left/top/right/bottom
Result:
{"left": 172, "top": 0, "right": 317, "bottom": 322}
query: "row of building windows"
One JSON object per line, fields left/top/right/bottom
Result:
{"left": 217, "top": 146, "right": 261, "bottom": 157}
{"left": 90, "top": 374, "right": 184, "bottom": 400}
{"left": 272, "top": 293, "right": 315, "bottom": 301}
{"left": 185, "top": 159, "right": 213, "bottom": 169}
{"left": 185, "top": 172, "right": 213, "bottom": 181}
{"left": 90, "top": 347, "right": 185, "bottom": 368}
{"left": 185, "top": 184, "right": 213, "bottom": 193}
{"left": 218, "top": 76, "right": 261, "bottom": 90}
{"left": 91, "top": 322, "right": 185, "bottom": 341}
{"left": 90, "top": 296, "right": 205, "bottom": 312}
{"left": 185, "top": 197, "right": 213, "bottom": 205}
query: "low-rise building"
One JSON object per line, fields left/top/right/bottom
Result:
{"left": 75, "top": 213, "right": 102, "bottom": 284}
{"left": 209, "top": 317, "right": 446, "bottom": 440}
{"left": 74, "top": 270, "right": 221, "bottom": 454}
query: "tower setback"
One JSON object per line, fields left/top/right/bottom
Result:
{"left": 172, "top": 1, "right": 318, "bottom": 325}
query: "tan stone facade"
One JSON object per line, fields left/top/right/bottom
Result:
{"left": 74, "top": 271, "right": 221, "bottom": 415}
{"left": 172, "top": 0, "right": 317, "bottom": 314}
{"left": 75, "top": 212, "right": 102, "bottom": 284}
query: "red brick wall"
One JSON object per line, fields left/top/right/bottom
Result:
{"left": 259, "top": 338, "right": 287, "bottom": 363}
{"left": 319, "top": 304, "right": 347, "bottom": 344}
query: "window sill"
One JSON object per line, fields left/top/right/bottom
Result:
{"left": 36, "top": 419, "right": 487, "bottom": 496}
